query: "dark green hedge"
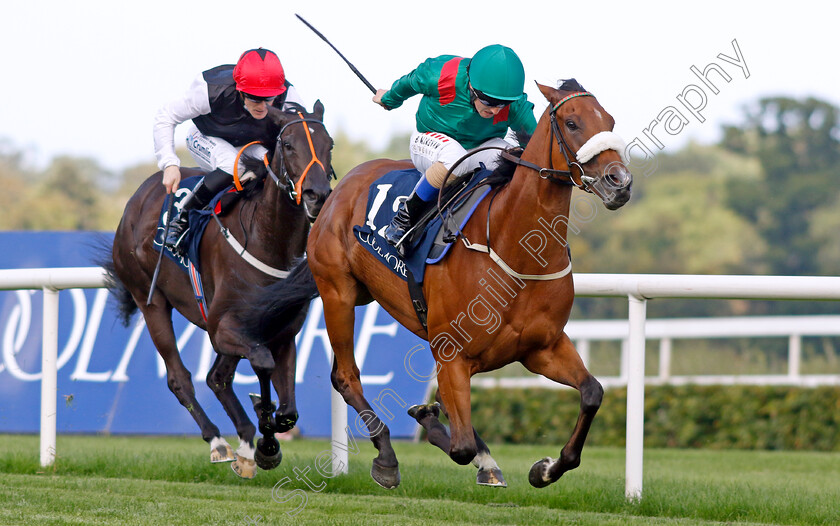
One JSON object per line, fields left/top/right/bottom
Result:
{"left": 469, "top": 385, "right": 840, "bottom": 451}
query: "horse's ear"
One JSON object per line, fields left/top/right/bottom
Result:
{"left": 537, "top": 82, "right": 559, "bottom": 103}
{"left": 313, "top": 99, "right": 324, "bottom": 119}
{"left": 266, "top": 105, "right": 289, "bottom": 128}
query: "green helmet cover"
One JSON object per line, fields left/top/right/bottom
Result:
{"left": 469, "top": 44, "right": 525, "bottom": 101}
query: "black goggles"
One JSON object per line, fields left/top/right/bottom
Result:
{"left": 470, "top": 86, "right": 512, "bottom": 108}
{"left": 243, "top": 93, "right": 277, "bottom": 104}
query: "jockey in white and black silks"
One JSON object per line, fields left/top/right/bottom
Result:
{"left": 372, "top": 44, "right": 538, "bottom": 256}
{"left": 153, "top": 48, "right": 306, "bottom": 255}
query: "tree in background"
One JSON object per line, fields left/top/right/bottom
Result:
{"left": 722, "top": 96, "right": 840, "bottom": 275}
{"left": 330, "top": 131, "right": 409, "bottom": 181}
{"left": 570, "top": 143, "right": 770, "bottom": 319}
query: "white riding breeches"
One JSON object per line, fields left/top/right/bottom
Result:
{"left": 185, "top": 124, "right": 269, "bottom": 175}
{"left": 409, "top": 130, "right": 514, "bottom": 180}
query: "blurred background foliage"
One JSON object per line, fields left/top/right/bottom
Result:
{"left": 1, "top": 95, "right": 838, "bottom": 321}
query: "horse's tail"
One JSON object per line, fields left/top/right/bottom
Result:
{"left": 90, "top": 235, "right": 138, "bottom": 327}
{"left": 239, "top": 257, "right": 320, "bottom": 343}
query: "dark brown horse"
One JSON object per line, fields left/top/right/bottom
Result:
{"left": 245, "top": 81, "right": 631, "bottom": 488}
{"left": 105, "top": 102, "right": 333, "bottom": 478}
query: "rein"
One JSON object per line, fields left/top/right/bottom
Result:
{"left": 501, "top": 91, "right": 597, "bottom": 192}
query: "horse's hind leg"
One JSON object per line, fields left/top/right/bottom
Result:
{"left": 521, "top": 332, "right": 603, "bottom": 488}
{"left": 139, "top": 303, "right": 224, "bottom": 456}
{"left": 409, "top": 390, "right": 506, "bottom": 487}
{"left": 321, "top": 287, "right": 400, "bottom": 489}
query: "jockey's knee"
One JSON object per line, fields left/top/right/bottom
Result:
{"left": 424, "top": 162, "right": 449, "bottom": 188}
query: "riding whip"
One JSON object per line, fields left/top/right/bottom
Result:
{"left": 147, "top": 192, "right": 175, "bottom": 306}
{"left": 295, "top": 14, "right": 377, "bottom": 94}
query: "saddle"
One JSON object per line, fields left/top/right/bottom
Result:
{"left": 353, "top": 167, "right": 499, "bottom": 283}
{"left": 155, "top": 176, "right": 253, "bottom": 268}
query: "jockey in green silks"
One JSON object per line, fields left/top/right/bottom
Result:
{"left": 373, "top": 44, "right": 537, "bottom": 256}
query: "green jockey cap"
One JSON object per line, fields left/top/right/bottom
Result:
{"left": 468, "top": 44, "right": 526, "bottom": 101}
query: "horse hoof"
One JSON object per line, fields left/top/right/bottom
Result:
{"left": 210, "top": 443, "right": 235, "bottom": 463}
{"left": 231, "top": 455, "right": 257, "bottom": 479}
{"left": 477, "top": 467, "right": 507, "bottom": 487}
{"left": 275, "top": 413, "right": 299, "bottom": 433}
{"left": 528, "top": 457, "right": 556, "bottom": 489}
{"left": 371, "top": 459, "right": 400, "bottom": 489}
{"left": 407, "top": 402, "right": 440, "bottom": 421}
{"left": 255, "top": 437, "right": 283, "bottom": 470}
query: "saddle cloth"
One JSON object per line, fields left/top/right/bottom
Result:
{"left": 153, "top": 175, "right": 246, "bottom": 321}
{"left": 352, "top": 168, "right": 495, "bottom": 283}
{"left": 153, "top": 176, "right": 246, "bottom": 270}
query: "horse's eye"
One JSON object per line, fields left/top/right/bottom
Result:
{"left": 565, "top": 120, "right": 578, "bottom": 131}
{"left": 283, "top": 141, "right": 293, "bottom": 150}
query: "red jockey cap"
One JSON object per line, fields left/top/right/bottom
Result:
{"left": 233, "top": 48, "right": 287, "bottom": 97}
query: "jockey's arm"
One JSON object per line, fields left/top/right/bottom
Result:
{"left": 153, "top": 73, "right": 212, "bottom": 189}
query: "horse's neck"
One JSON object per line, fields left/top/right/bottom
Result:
{"left": 246, "top": 180, "right": 308, "bottom": 262}
{"left": 489, "top": 125, "right": 574, "bottom": 263}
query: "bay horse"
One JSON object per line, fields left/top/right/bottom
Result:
{"left": 244, "top": 80, "right": 631, "bottom": 488}
{"left": 105, "top": 102, "right": 333, "bottom": 478}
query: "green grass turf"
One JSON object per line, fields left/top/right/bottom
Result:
{"left": 1, "top": 434, "right": 838, "bottom": 525}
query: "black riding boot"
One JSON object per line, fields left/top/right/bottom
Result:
{"left": 383, "top": 190, "right": 432, "bottom": 257}
{"left": 164, "top": 168, "right": 231, "bottom": 256}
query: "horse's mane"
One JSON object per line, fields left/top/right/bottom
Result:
{"left": 480, "top": 78, "right": 585, "bottom": 187}
{"left": 558, "top": 78, "right": 586, "bottom": 93}
{"left": 481, "top": 146, "right": 524, "bottom": 188}
{"left": 238, "top": 155, "right": 270, "bottom": 199}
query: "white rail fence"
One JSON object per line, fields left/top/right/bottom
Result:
{"left": 2, "top": 268, "right": 840, "bottom": 501}
{"left": 473, "top": 315, "right": 840, "bottom": 390}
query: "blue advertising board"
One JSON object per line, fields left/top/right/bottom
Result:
{"left": 0, "top": 232, "right": 436, "bottom": 438}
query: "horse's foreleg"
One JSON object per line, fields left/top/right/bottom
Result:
{"left": 245, "top": 343, "right": 283, "bottom": 472}
{"left": 521, "top": 333, "right": 603, "bottom": 488}
{"left": 270, "top": 337, "right": 299, "bottom": 433}
{"left": 435, "top": 390, "right": 506, "bottom": 486}
{"left": 409, "top": 390, "right": 506, "bottom": 487}
{"left": 322, "top": 290, "right": 400, "bottom": 489}
{"left": 207, "top": 314, "right": 277, "bottom": 476}
{"left": 433, "top": 359, "right": 477, "bottom": 466}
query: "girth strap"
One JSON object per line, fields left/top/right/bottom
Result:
{"left": 406, "top": 268, "right": 428, "bottom": 329}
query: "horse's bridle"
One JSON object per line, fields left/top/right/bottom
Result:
{"left": 268, "top": 112, "right": 335, "bottom": 204}
{"left": 502, "top": 91, "right": 597, "bottom": 193}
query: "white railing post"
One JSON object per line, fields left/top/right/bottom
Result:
{"left": 659, "top": 338, "right": 672, "bottom": 382}
{"left": 620, "top": 339, "right": 629, "bottom": 381}
{"left": 625, "top": 294, "right": 647, "bottom": 501}
{"left": 788, "top": 334, "right": 801, "bottom": 380}
{"left": 577, "top": 339, "right": 590, "bottom": 368}
{"left": 330, "top": 365, "right": 348, "bottom": 475}
{"left": 40, "top": 287, "right": 59, "bottom": 467}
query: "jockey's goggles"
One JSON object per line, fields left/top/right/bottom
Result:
{"left": 470, "top": 86, "right": 513, "bottom": 108}
{"left": 243, "top": 93, "right": 277, "bottom": 104}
